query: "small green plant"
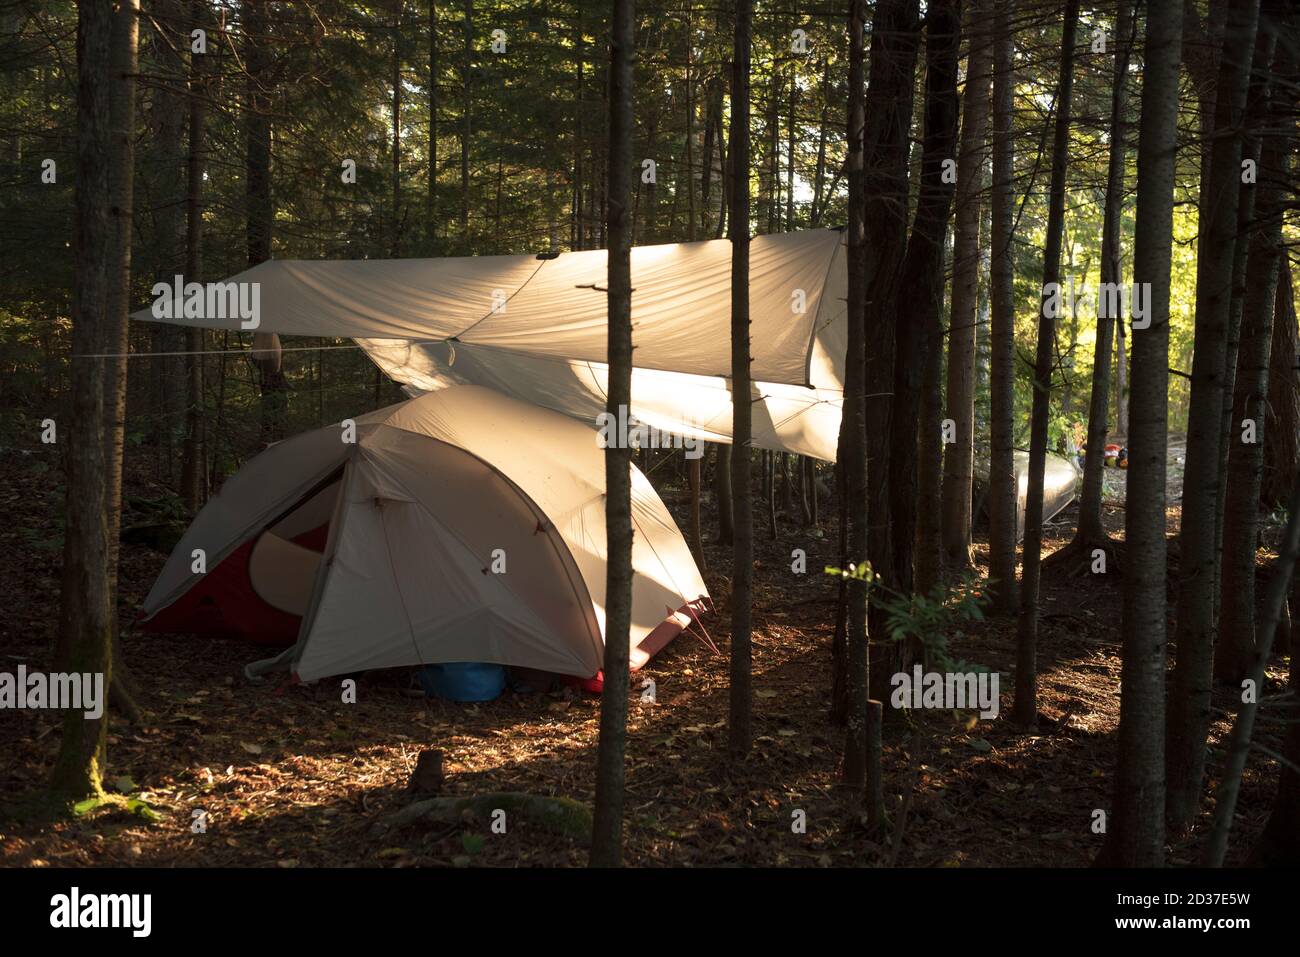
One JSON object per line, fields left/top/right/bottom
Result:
{"left": 825, "top": 563, "right": 990, "bottom": 674}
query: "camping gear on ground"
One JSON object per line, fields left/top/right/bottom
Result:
{"left": 1117, "top": 447, "right": 1129, "bottom": 469}
{"left": 1104, "top": 443, "right": 1120, "bottom": 466}
{"left": 138, "top": 385, "right": 709, "bottom": 685}
{"left": 506, "top": 666, "right": 561, "bottom": 695}
{"left": 417, "top": 663, "right": 506, "bottom": 702}
{"left": 972, "top": 450, "right": 1080, "bottom": 538}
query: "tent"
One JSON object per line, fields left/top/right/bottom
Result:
{"left": 138, "top": 385, "right": 709, "bottom": 684}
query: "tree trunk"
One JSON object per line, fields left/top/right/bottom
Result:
{"left": 1263, "top": 265, "right": 1299, "bottom": 508}
{"left": 941, "top": 0, "right": 992, "bottom": 571}
{"left": 684, "top": 12, "right": 696, "bottom": 244}
{"left": 1115, "top": 317, "right": 1129, "bottom": 438}
{"left": 244, "top": 0, "right": 284, "bottom": 445}
{"left": 391, "top": 0, "right": 404, "bottom": 257}
{"left": 1250, "top": 554, "right": 1300, "bottom": 863}
{"left": 101, "top": 0, "right": 137, "bottom": 622}
{"left": 728, "top": 0, "right": 754, "bottom": 757}
{"left": 1167, "top": 0, "right": 1261, "bottom": 832}
{"left": 427, "top": 0, "right": 437, "bottom": 245}
{"left": 688, "top": 455, "right": 704, "bottom": 570}
{"left": 861, "top": 0, "right": 920, "bottom": 702}
{"left": 1212, "top": 13, "right": 1274, "bottom": 626}
{"left": 796, "top": 455, "right": 811, "bottom": 525}
{"left": 148, "top": 0, "right": 186, "bottom": 489}
{"left": 699, "top": 76, "right": 716, "bottom": 237}
{"left": 1096, "top": 0, "right": 1183, "bottom": 868}
{"left": 589, "top": 0, "right": 635, "bottom": 868}
{"left": 892, "top": 0, "right": 962, "bottom": 599}
{"left": 811, "top": 60, "right": 829, "bottom": 224}
{"left": 714, "top": 94, "right": 728, "bottom": 239}
{"left": 804, "top": 456, "right": 818, "bottom": 525}
{"left": 986, "top": 0, "right": 1018, "bottom": 615}
{"left": 841, "top": 0, "right": 872, "bottom": 794}
{"left": 1075, "top": 0, "right": 1134, "bottom": 546}
{"left": 766, "top": 449, "right": 777, "bottom": 540}
{"left": 1208, "top": 471, "right": 1300, "bottom": 865}
{"left": 51, "top": 0, "right": 117, "bottom": 800}
{"left": 785, "top": 73, "right": 795, "bottom": 228}
{"left": 1015, "top": 0, "right": 1079, "bottom": 727}
{"left": 1216, "top": 22, "right": 1286, "bottom": 687}
{"left": 715, "top": 443, "right": 734, "bottom": 544}
{"left": 181, "top": 0, "right": 210, "bottom": 514}
{"left": 460, "top": 0, "right": 472, "bottom": 243}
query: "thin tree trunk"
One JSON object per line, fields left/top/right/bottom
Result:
{"left": 941, "top": 0, "right": 992, "bottom": 571}
{"left": 841, "top": 0, "right": 871, "bottom": 791}
{"left": 1075, "top": 0, "right": 1134, "bottom": 546}
{"left": 391, "top": 0, "right": 404, "bottom": 256}
{"left": 102, "top": 0, "right": 137, "bottom": 620}
{"left": 149, "top": 0, "right": 186, "bottom": 489}
{"left": 1250, "top": 553, "right": 1300, "bottom": 863}
{"left": 181, "top": 0, "right": 209, "bottom": 514}
{"left": 831, "top": 453, "right": 849, "bottom": 724}
{"left": 1167, "top": 0, "right": 1261, "bottom": 831}
{"left": 728, "top": 0, "right": 753, "bottom": 757}
{"left": 785, "top": 73, "right": 795, "bottom": 228}
{"left": 861, "top": 0, "right": 920, "bottom": 703}
{"left": 1212, "top": 13, "right": 1273, "bottom": 627}
{"left": 714, "top": 95, "right": 728, "bottom": 239}
{"left": 715, "top": 443, "right": 734, "bottom": 544}
{"left": 688, "top": 455, "right": 704, "bottom": 570}
{"left": 1207, "top": 471, "right": 1300, "bottom": 865}
{"left": 892, "top": 0, "right": 962, "bottom": 599}
{"left": 589, "top": 0, "right": 635, "bottom": 868}
{"left": 766, "top": 448, "right": 777, "bottom": 539}
{"left": 1263, "top": 265, "right": 1299, "bottom": 508}
{"left": 427, "top": 0, "right": 437, "bottom": 245}
{"left": 811, "top": 60, "right": 829, "bottom": 224}
{"left": 685, "top": 10, "right": 696, "bottom": 244}
{"left": 699, "top": 76, "right": 716, "bottom": 237}
{"left": 572, "top": 16, "right": 584, "bottom": 249}
{"left": 800, "top": 455, "right": 811, "bottom": 522}
{"left": 1015, "top": 0, "right": 1079, "bottom": 727}
{"left": 460, "top": 0, "right": 472, "bottom": 243}
{"left": 1116, "top": 325, "right": 1130, "bottom": 442}
{"left": 1217, "top": 21, "right": 1288, "bottom": 687}
{"left": 1096, "top": 0, "right": 1183, "bottom": 868}
{"left": 51, "top": 0, "right": 117, "bottom": 799}
{"left": 245, "top": 0, "right": 283, "bottom": 444}
{"left": 96, "top": 0, "right": 148, "bottom": 726}
{"left": 987, "top": 0, "right": 1018, "bottom": 615}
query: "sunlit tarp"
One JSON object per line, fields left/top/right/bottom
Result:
{"left": 356, "top": 337, "right": 846, "bottom": 462}
{"left": 132, "top": 229, "right": 847, "bottom": 388}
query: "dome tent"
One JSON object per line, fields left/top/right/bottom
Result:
{"left": 139, "top": 385, "right": 709, "bottom": 685}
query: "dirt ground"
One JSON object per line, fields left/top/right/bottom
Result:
{"left": 0, "top": 444, "right": 1291, "bottom": 867}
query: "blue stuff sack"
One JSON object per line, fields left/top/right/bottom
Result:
{"left": 417, "top": 662, "right": 506, "bottom": 702}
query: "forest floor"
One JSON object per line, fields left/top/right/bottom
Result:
{"left": 0, "top": 440, "right": 1292, "bottom": 868}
